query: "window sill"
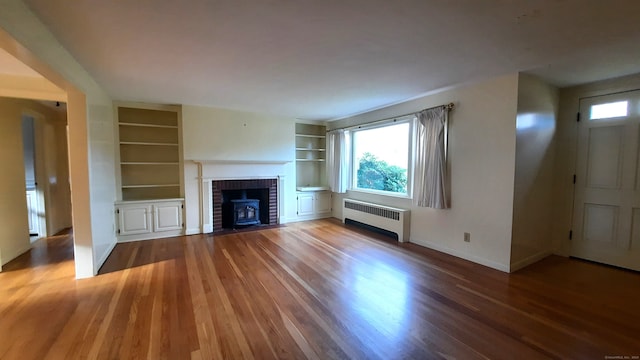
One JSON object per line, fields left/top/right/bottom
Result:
{"left": 348, "top": 188, "right": 412, "bottom": 200}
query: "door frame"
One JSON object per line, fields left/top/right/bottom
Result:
{"left": 569, "top": 89, "right": 640, "bottom": 270}
{"left": 22, "top": 110, "right": 49, "bottom": 240}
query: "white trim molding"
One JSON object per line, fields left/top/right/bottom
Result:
{"left": 190, "top": 159, "right": 290, "bottom": 165}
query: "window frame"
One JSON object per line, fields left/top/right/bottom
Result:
{"left": 349, "top": 116, "right": 415, "bottom": 199}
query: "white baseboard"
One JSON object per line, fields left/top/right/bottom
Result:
{"left": 510, "top": 250, "right": 551, "bottom": 272}
{"left": 95, "top": 240, "right": 117, "bottom": 275}
{"left": 117, "top": 230, "right": 184, "bottom": 243}
{"left": 410, "top": 238, "right": 510, "bottom": 273}
{"left": 203, "top": 224, "right": 213, "bottom": 233}
{"left": 280, "top": 216, "right": 298, "bottom": 224}
{"left": 186, "top": 227, "right": 201, "bottom": 235}
{"left": 290, "top": 213, "right": 332, "bottom": 223}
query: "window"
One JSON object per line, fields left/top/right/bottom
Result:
{"left": 351, "top": 119, "right": 412, "bottom": 196}
{"left": 590, "top": 101, "right": 628, "bottom": 120}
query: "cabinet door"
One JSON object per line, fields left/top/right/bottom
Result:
{"left": 315, "top": 191, "right": 332, "bottom": 214}
{"left": 297, "top": 193, "right": 315, "bottom": 216}
{"left": 118, "top": 205, "right": 152, "bottom": 235}
{"left": 153, "top": 202, "right": 183, "bottom": 232}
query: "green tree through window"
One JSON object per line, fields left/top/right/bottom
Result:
{"left": 357, "top": 152, "right": 407, "bottom": 193}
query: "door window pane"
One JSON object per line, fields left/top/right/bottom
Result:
{"left": 590, "top": 101, "right": 628, "bottom": 120}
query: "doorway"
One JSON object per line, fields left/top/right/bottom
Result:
{"left": 22, "top": 115, "right": 45, "bottom": 241}
{"left": 0, "top": 28, "right": 95, "bottom": 278}
{"left": 572, "top": 90, "right": 640, "bottom": 271}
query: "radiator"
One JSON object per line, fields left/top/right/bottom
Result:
{"left": 342, "top": 199, "right": 410, "bottom": 242}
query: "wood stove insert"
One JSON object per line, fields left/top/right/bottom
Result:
{"left": 227, "top": 198, "right": 260, "bottom": 228}
{"left": 214, "top": 179, "right": 277, "bottom": 232}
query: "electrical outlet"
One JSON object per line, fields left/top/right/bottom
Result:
{"left": 464, "top": 232, "right": 471, "bottom": 242}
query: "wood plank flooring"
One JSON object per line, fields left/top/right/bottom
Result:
{"left": 1, "top": 219, "right": 639, "bottom": 359}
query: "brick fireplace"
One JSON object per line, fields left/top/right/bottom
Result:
{"left": 189, "top": 160, "right": 289, "bottom": 235}
{"left": 212, "top": 178, "right": 278, "bottom": 232}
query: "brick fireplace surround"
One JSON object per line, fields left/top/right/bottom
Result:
{"left": 212, "top": 178, "right": 278, "bottom": 232}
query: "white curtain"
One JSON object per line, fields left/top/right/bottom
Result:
{"left": 327, "top": 130, "right": 350, "bottom": 193}
{"left": 413, "top": 107, "right": 449, "bottom": 208}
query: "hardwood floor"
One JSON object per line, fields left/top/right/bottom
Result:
{"left": 1, "top": 219, "right": 639, "bottom": 359}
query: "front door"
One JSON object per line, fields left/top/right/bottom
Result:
{"left": 572, "top": 90, "right": 640, "bottom": 271}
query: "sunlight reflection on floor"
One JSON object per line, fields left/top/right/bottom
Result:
{"left": 349, "top": 260, "right": 410, "bottom": 343}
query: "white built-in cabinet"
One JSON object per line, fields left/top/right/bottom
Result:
{"left": 115, "top": 199, "right": 184, "bottom": 242}
{"left": 115, "top": 103, "right": 185, "bottom": 242}
{"left": 296, "top": 191, "right": 331, "bottom": 220}
{"left": 295, "top": 122, "right": 331, "bottom": 220}
{"left": 117, "top": 104, "right": 182, "bottom": 201}
{"left": 297, "top": 192, "right": 315, "bottom": 217}
{"left": 295, "top": 123, "right": 327, "bottom": 188}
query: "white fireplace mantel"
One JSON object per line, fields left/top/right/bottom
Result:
{"left": 189, "top": 159, "right": 291, "bottom": 233}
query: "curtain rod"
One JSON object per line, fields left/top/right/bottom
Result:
{"left": 327, "top": 102, "right": 454, "bottom": 133}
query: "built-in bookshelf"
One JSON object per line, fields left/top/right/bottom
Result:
{"left": 295, "top": 123, "right": 327, "bottom": 189}
{"left": 117, "top": 105, "right": 183, "bottom": 201}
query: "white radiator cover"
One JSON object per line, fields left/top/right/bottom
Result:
{"left": 342, "top": 199, "right": 410, "bottom": 242}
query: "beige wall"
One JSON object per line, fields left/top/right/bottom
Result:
{"left": 182, "top": 105, "right": 296, "bottom": 162}
{"left": 0, "top": 98, "right": 30, "bottom": 265}
{"left": 510, "top": 74, "right": 558, "bottom": 271}
{"left": 552, "top": 73, "right": 640, "bottom": 256}
{"left": 329, "top": 74, "right": 520, "bottom": 271}
{"left": 86, "top": 100, "right": 116, "bottom": 269}
{"left": 181, "top": 105, "right": 298, "bottom": 233}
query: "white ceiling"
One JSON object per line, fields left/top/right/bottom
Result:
{"left": 24, "top": 0, "right": 640, "bottom": 120}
